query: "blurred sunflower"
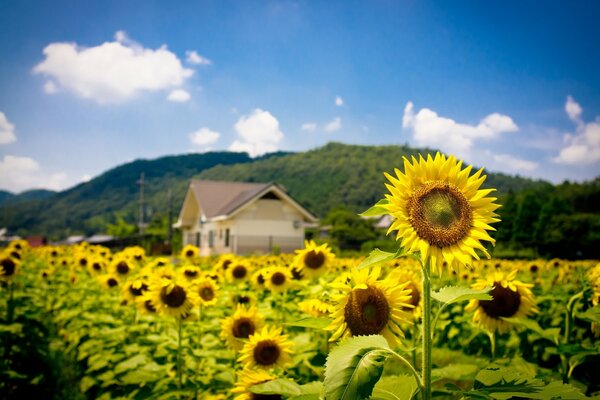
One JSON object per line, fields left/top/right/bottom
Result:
{"left": 465, "top": 270, "right": 536, "bottom": 334}
{"left": 99, "top": 274, "right": 120, "bottom": 289}
{"left": 88, "top": 256, "right": 106, "bottom": 275}
{"left": 265, "top": 266, "right": 293, "bottom": 293}
{"left": 220, "top": 305, "right": 264, "bottom": 351}
{"left": 195, "top": 278, "right": 219, "bottom": 306}
{"left": 326, "top": 266, "right": 413, "bottom": 347}
{"left": 298, "top": 299, "right": 335, "bottom": 317}
{"left": 110, "top": 257, "right": 134, "bottom": 277}
{"left": 181, "top": 244, "right": 200, "bottom": 260}
{"left": 251, "top": 269, "right": 267, "bottom": 290}
{"left": 383, "top": 152, "right": 500, "bottom": 273}
{"left": 136, "top": 294, "right": 159, "bottom": 315}
{"left": 180, "top": 264, "right": 202, "bottom": 282}
{"left": 387, "top": 267, "right": 422, "bottom": 318}
{"left": 238, "top": 326, "right": 294, "bottom": 370}
{"left": 227, "top": 261, "right": 252, "bottom": 283}
{"left": 149, "top": 277, "right": 197, "bottom": 319}
{"left": 232, "top": 369, "right": 279, "bottom": 400}
{"left": 0, "top": 253, "right": 19, "bottom": 281}
{"left": 216, "top": 254, "right": 236, "bottom": 274}
{"left": 122, "top": 278, "right": 149, "bottom": 303}
{"left": 293, "top": 240, "right": 334, "bottom": 279}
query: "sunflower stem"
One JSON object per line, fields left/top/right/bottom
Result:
{"left": 487, "top": 331, "right": 496, "bottom": 360}
{"left": 177, "top": 316, "right": 183, "bottom": 393}
{"left": 420, "top": 258, "right": 432, "bottom": 400}
{"left": 389, "top": 350, "right": 424, "bottom": 393}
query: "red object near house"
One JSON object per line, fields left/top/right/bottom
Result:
{"left": 26, "top": 236, "right": 47, "bottom": 247}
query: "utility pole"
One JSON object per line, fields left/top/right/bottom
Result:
{"left": 137, "top": 172, "right": 145, "bottom": 236}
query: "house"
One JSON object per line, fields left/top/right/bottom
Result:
{"left": 174, "top": 180, "right": 318, "bottom": 255}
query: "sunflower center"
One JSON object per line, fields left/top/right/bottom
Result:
{"left": 232, "top": 265, "right": 247, "bottom": 279}
{"left": 257, "top": 273, "right": 265, "bottom": 285}
{"left": 222, "top": 260, "right": 232, "bottom": 270}
{"left": 253, "top": 340, "right": 280, "bottom": 366}
{"left": 160, "top": 285, "right": 187, "bottom": 308}
{"left": 92, "top": 262, "right": 102, "bottom": 271}
{"left": 200, "top": 286, "right": 215, "bottom": 301}
{"left": 185, "top": 269, "right": 198, "bottom": 277}
{"left": 479, "top": 283, "right": 521, "bottom": 319}
{"left": 1, "top": 258, "right": 16, "bottom": 276}
{"left": 116, "top": 261, "right": 129, "bottom": 274}
{"left": 304, "top": 250, "right": 325, "bottom": 269}
{"left": 232, "top": 318, "right": 255, "bottom": 338}
{"left": 406, "top": 282, "right": 421, "bottom": 307}
{"left": 407, "top": 181, "right": 473, "bottom": 248}
{"left": 185, "top": 249, "right": 195, "bottom": 257}
{"left": 107, "top": 278, "right": 118, "bottom": 287}
{"left": 79, "top": 258, "right": 88, "bottom": 267}
{"left": 145, "top": 300, "right": 157, "bottom": 312}
{"left": 271, "top": 272, "right": 286, "bottom": 286}
{"left": 129, "top": 283, "right": 148, "bottom": 297}
{"left": 344, "top": 285, "right": 390, "bottom": 336}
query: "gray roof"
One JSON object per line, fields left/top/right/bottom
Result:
{"left": 189, "top": 180, "right": 272, "bottom": 218}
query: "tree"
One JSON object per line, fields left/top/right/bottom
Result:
{"left": 322, "top": 206, "right": 377, "bottom": 250}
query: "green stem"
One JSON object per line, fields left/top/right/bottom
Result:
{"left": 177, "top": 316, "right": 183, "bottom": 392}
{"left": 562, "top": 291, "right": 583, "bottom": 381}
{"left": 420, "top": 258, "right": 432, "bottom": 400}
{"left": 389, "top": 350, "right": 424, "bottom": 393}
{"left": 7, "top": 281, "right": 14, "bottom": 323}
{"left": 487, "top": 331, "right": 496, "bottom": 360}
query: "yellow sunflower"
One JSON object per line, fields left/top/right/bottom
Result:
{"left": 180, "top": 244, "right": 200, "bottom": 260}
{"left": 220, "top": 305, "right": 265, "bottom": 351}
{"left": 264, "top": 266, "right": 293, "bottom": 293}
{"left": 149, "top": 277, "right": 198, "bottom": 319}
{"left": 195, "top": 278, "right": 219, "bottom": 306}
{"left": 88, "top": 256, "right": 106, "bottom": 275}
{"left": 0, "top": 253, "right": 19, "bottom": 281}
{"left": 465, "top": 270, "right": 536, "bottom": 334}
{"left": 387, "top": 267, "right": 423, "bottom": 319}
{"left": 136, "top": 294, "right": 159, "bottom": 315}
{"left": 232, "top": 369, "right": 278, "bottom": 400}
{"left": 98, "top": 274, "right": 120, "bottom": 289}
{"left": 227, "top": 260, "right": 253, "bottom": 283}
{"left": 122, "top": 278, "right": 149, "bottom": 303}
{"left": 179, "top": 264, "right": 202, "bottom": 282}
{"left": 298, "top": 299, "right": 335, "bottom": 317}
{"left": 238, "top": 326, "right": 294, "bottom": 370}
{"left": 293, "top": 240, "right": 335, "bottom": 279}
{"left": 110, "top": 257, "right": 135, "bottom": 277}
{"left": 383, "top": 152, "right": 500, "bottom": 273}
{"left": 326, "top": 266, "right": 414, "bottom": 347}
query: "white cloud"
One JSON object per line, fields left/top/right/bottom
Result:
{"left": 189, "top": 127, "right": 220, "bottom": 147}
{"left": 402, "top": 101, "right": 518, "bottom": 155}
{"left": 489, "top": 153, "right": 539, "bottom": 172}
{"left": 0, "top": 154, "right": 72, "bottom": 192}
{"left": 229, "top": 109, "right": 284, "bottom": 157}
{"left": 301, "top": 122, "right": 316, "bottom": 131}
{"left": 81, "top": 174, "right": 92, "bottom": 183}
{"left": 167, "top": 89, "right": 191, "bottom": 103}
{"left": 553, "top": 97, "right": 600, "bottom": 165}
{"left": 0, "top": 112, "right": 17, "bottom": 145}
{"left": 43, "top": 81, "right": 58, "bottom": 94}
{"left": 186, "top": 50, "right": 212, "bottom": 65}
{"left": 33, "top": 31, "right": 194, "bottom": 104}
{"left": 324, "top": 117, "right": 342, "bottom": 132}
{"left": 565, "top": 95, "right": 582, "bottom": 123}
{"left": 335, "top": 96, "right": 344, "bottom": 106}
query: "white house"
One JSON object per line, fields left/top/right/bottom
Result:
{"left": 174, "top": 180, "right": 319, "bottom": 255}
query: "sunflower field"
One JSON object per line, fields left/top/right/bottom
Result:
{"left": 2, "top": 154, "right": 600, "bottom": 400}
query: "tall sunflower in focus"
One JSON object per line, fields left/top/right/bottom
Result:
{"left": 326, "top": 267, "right": 414, "bottom": 347}
{"left": 384, "top": 153, "right": 500, "bottom": 273}
{"left": 293, "top": 240, "right": 334, "bottom": 279}
{"left": 465, "top": 270, "right": 536, "bottom": 334}
{"left": 238, "top": 326, "right": 294, "bottom": 370}
{"left": 220, "top": 305, "right": 264, "bottom": 350}
{"left": 232, "top": 369, "right": 279, "bottom": 400}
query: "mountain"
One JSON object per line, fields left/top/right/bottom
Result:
{"left": 0, "top": 189, "right": 57, "bottom": 206}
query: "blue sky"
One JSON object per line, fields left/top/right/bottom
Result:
{"left": 1, "top": 0, "right": 599, "bottom": 192}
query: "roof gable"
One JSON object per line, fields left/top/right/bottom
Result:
{"left": 189, "top": 180, "right": 270, "bottom": 219}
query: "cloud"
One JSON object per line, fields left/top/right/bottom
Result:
{"left": 43, "top": 81, "right": 58, "bottom": 94}
{"left": 301, "top": 122, "right": 316, "bottom": 131}
{"left": 33, "top": 31, "right": 194, "bottom": 104}
{"left": 189, "top": 127, "right": 220, "bottom": 147}
{"left": 335, "top": 96, "right": 344, "bottom": 106}
{"left": 0, "top": 112, "right": 17, "bottom": 145}
{"left": 0, "top": 154, "right": 73, "bottom": 192}
{"left": 489, "top": 152, "right": 539, "bottom": 172}
{"left": 554, "top": 96, "right": 600, "bottom": 165}
{"left": 324, "top": 117, "right": 342, "bottom": 132}
{"left": 402, "top": 101, "right": 518, "bottom": 155}
{"left": 186, "top": 50, "right": 212, "bottom": 65}
{"left": 229, "top": 109, "right": 283, "bottom": 157}
{"left": 167, "top": 89, "right": 191, "bottom": 103}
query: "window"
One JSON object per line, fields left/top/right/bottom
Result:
{"left": 195, "top": 232, "right": 201, "bottom": 247}
{"left": 225, "top": 228, "right": 230, "bottom": 247}
{"left": 208, "top": 231, "right": 214, "bottom": 248}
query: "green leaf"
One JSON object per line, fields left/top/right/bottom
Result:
{"left": 432, "top": 286, "right": 492, "bottom": 305}
{"left": 501, "top": 317, "right": 561, "bottom": 344}
{"left": 250, "top": 379, "right": 302, "bottom": 396}
{"left": 576, "top": 305, "right": 600, "bottom": 323}
{"left": 371, "top": 375, "right": 419, "bottom": 400}
{"left": 79, "top": 376, "right": 96, "bottom": 393}
{"left": 114, "top": 354, "right": 150, "bottom": 375}
{"left": 358, "top": 199, "right": 390, "bottom": 217}
{"left": 432, "top": 363, "right": 480, "bottom": 382}
{"left": 285, "top": 317, "right": 331, "bottom": 329}
{"left": 323, "top": 335, "right": 393, "bottom": 400}
{"left": 356, "top": 248, "right": 402, "bottom": 270}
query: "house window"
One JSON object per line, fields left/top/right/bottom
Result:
{"left": 208, "top": 231, "right": 214, "bottom": 248}
{"left": 196, "top": 232, "right": 201, "bottom": 247}
{"left": 219, "top": 229, "right": 222, "bottom": 239}
{"left": 225, "top": 228, "right": 230, "bottom": 247}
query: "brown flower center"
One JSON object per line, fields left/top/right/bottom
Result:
{"left": 253, "top": 340, "right": 280, "bottom": 366}
{"left": 232, "top": 318, "right": 255, "bottom": 338}
{"left": 184, "top": 269, "right": 198, "bottom": 277}
{"left": 185, "top": 249, "right": 195, "bottom": 257}
{"left": 344, "top": 285, "right": 390, "bottom": 336}
{"left": 129, "top": 283, "right": 148, "bottom": 297}
{"left": 200, "top": 286, "right": 215, "bottom": 301}
{"left": 1, "top": 258, "right": 16, "bottom": 276}
{"left": 405, "top": 282, "right": 420, "bottom": 308}
{"left": 160, "top": 285, "right": 187, "bottom": 308}
{"left": 407, "top": 181, "right": 473, "bottom": 248}
{"left": 270, "top": 272, "right": 286, "bottom": 286}
{"left": 116, "top": 261, "right": 129, "bottom": 274}
{"left": 144, "top": 300, "right": 157, "bottom": 313}
{"left": 232, "top": 265, "right": 247, "bottom": 279}
{"left": 222, "top": 259, "right": 232, "bottom": 270}
{"left": 303, "top": 250, "right": 325, "bottom": 269}
{"left": 479, "top": 282, "right": 521, "bottom": 319}
{"left": 107, "top": 278, "right": 118, "bottom": 287}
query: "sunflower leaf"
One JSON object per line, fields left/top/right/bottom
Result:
{"left": 250, "top": 379, "right": 303, "bottom": 396}
{"left": 324, "top": 335, "right": 393, "bottom": 400}
{"left": 576, "top": 304, "right": 600, "bottom": 323}
{"left": 371, "top": 375, "right": 419, "bottom": 400}
{"left": 501, "top": 317, "right": 561, "bottom": 345}
{"left": 358, "top": 199, "right": 390, "bottom": 217}
{"left": 285, "top": 317, "right": 331, "bottom": 329}
{"left": 356, "top": 248, "right": 403, "bottom": 270}
{"left": 431, "top": 285, "right": 492, "bottom": 306}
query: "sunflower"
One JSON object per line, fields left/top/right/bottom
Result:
{"left": 465, "top": 270, "right": 536, "bottom": 334}
{"left": 149, "top": 277, "right": 198, "bottom": 319}
{"left": 180, "top": 264, "right": 202, "bottom": 282}
{"left": 232, "top": 369, "right": 279, "bottom": 400}
{"left": 220, "top": 305, "right": 265, "bottom": 351}
{"left": 383, "top": 152, "right": 500, "bottom": 273}
{"left": 227, "top": 261, "right": 252, "bottom": 283}
{"left": 326, "top": 266, "right": 414, "bottom": 347}
{"left": 122, "top": 278, "right": 149, "bottom": 303}
{"left": 136, "top": 294, "right": 159, "bottom": 315}
{"left": 110, "top": 257, "right": 134, "bottom": 277}
{"left": 0, "top": 253, "right": 19, "bottom": 281}
{"left": 88, "top": 256, "right": 106, "bottom": 275}
{"left": 99, "top": 274, "right": 120, "bottom": 289}
{"left": 216, "top": 254, "right": 236, "bottom": 274}
{"left": 238, "top": 326, "right": 294, "bottom": 370}
{"left": 387, "top": 267, "right": 423, "bottom": 318}
{"left": 181, "top": 244, "right": 200, "bottom": 260}
{"left": 195, "top": 278, "right": 219, "bottom": 306}
{"left": 293, "top": 240, "right": 335, "bottom": 279}
{"left": 298, "top": 299, "right": 335, "bottom": 317}
{"left": 264, "top": 266, "right": 293, "bottom": 293}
